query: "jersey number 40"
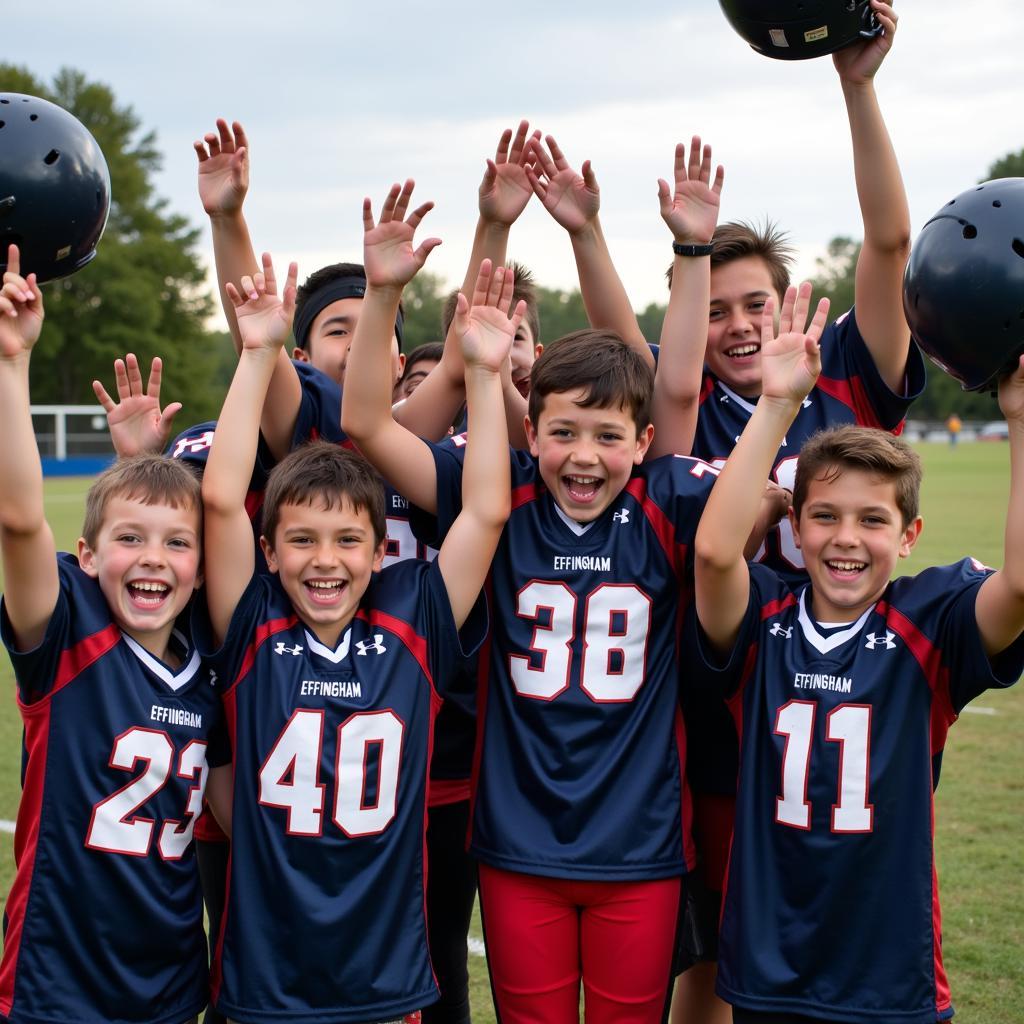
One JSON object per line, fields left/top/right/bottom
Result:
{"left": 258, "top": 709, "right": 403, "bottom": 838}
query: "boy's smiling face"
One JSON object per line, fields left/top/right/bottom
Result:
{"left": 262, "top": 498, "right": 386, "bottom": 649}
{"left": 707, "top": 255, "right": 780, "bottom": 398}
{"left": 525, "top": 388, "right": 653, "bottom": 524}
{"left": 791, "top": 467, "right": 923, "bottom": 623}
{"left": 78, "top": 495, "right": 203, "bottom": 656}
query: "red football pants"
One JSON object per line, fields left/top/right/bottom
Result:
{"left": 478, "top": 864, "right": 681, "bottom": 1024}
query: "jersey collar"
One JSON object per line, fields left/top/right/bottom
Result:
{"left": 304, "top": 626, "right": 352, "bottom": 664}
{"left": 121, "top": 629, "right": 201, "bottom": 692}
{"left": 796, "top": 590, "right": 873, "bottom": 654}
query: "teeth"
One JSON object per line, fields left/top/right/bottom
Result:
{"left": 130, "top": 581, "right": 168, "bottom": 592}
{"left": 827, "top": 560, "right": 865, "bottom": 572}
{"left": 727, "top": 344, "right": 760, "bottom": 357}
{"left": 567, "top": 475, "right": 600, "bottom": 484}
{"left": 307, "top": 580, "right": 343, "bottom": 589}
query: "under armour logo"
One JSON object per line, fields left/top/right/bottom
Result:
{"left": 612, "top": 509, "right": 630, "bottom": 524}
{"left": 208, "top": 670, "right": 218, "bottom": 686}
{"left": 770, "top": 623, "right": 793, "bottom": 639}
{"left": 275, "top": 642, "right": 303, "bottom": 656}
{"left": 720, "top": 393, "right": 730, "bottom": 403}
{"left": 802, "top": 397, "right": 813, "bottom": 409}
{"left": 864, "top": 631, "right": 896, "bottom": 650}
{"left": 355, "top": 634, "right": 387, "bottom": 656}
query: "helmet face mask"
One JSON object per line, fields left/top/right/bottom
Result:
{"left": 0, "top": 94, "right": 111, "bottom": 284}
{"left": 718, "top": 1, "right": 881, "bottom": 60}
{"left": 903, "top": 178, "right": 1024, "bottom": 393}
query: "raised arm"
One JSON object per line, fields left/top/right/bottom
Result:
{"left": 0, "top": 246, "right": 58, "bottom": 649}
{"left": 340, "top": 181, "right": 442, "bottom": 512}
{"left": 974, "top": 356, "right": 1024, "bottom": 657}
{"left": 195, "top": 119, "right": 300, "bottom": 461}
{"left": 525, "top": 134, "right": 652, "bottom": 361}
{"left": 202, "top": 254, "right": 298, "bottom": 643}
{"left": 437, "top": 267, "right": 523, "bottom": 628}
{"left": 395, "top": 121, "right": 537, "bottom": 443}
{"left": 93, "top": 353, "right": 182, "bottom": 458}
{"left": 834, "top": 0, "right": 912, "bottom": 392}
{"left": 649, "top": 136, "right": 724, "bottom": 458}
{"left": 695, "top": 285, "right": 828, "bottom": 651}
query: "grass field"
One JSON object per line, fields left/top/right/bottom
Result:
{"left": 0, "top": 444, "right": 1020, "bottom": 1021}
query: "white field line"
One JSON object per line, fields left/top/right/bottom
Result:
{"left": 0, "top": 820, "right": 14, "bottom": 834}
{"left": 962, "top": 706, "right": 999, "bottom": 716}
{"left": 468, "top": 937, "right": 486, "bottom": 958}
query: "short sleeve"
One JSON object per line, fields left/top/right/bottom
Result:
{"left": 291, "top": 361, "right": 347, "bottom": 448}
{"left": 0, "top": 555, "right": 111, "bottom": 705}
{"left": 191, "top": 573, "right": 272, "bottom": 692}
{"left": 684, "top": 564, "right": 786, "bottom": 699}
{"left": 819, "top": 308, "right": 926, "bottom": 431}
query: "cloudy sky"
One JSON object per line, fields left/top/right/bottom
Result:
{"left": 8, "top": 1, "right": 1023, "bottom": 319}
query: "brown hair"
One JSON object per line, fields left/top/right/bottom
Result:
{"left": 82, "top": 454, "right": 202, "bottom": 547}
{"left": 441, "top": 261, "right": 541, "bottom": 344}
{"left": 261, "top": 441, "right": 386, "bottom": 548}
{"left": 793, "top": 426, "right": 923, "bottom": 527}
{"left": 528, "top": 330, "right": 653, "bottom": 432}
{"left": 665, "top": 220, "right": 794, "bottom": 302}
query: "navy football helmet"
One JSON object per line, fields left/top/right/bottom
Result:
{"left": 718, "top": 1, "right": 882, "bottom": 60}
{"left": 903, "top": 178, "right": 1024, "bottom": 392}
{"left": 0, "top": 93, "right": 110, "bottom": 283}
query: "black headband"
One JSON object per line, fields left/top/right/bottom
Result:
{"left": 292, "top": 275, "right": 404, "bottom": 350}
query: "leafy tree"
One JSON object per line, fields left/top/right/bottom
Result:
{"left": 398, "top": 269, "right": 446, "bottom": 352}
{"left": 986, "top": 148, "right": 1024, "bottom": 180}
{"left": 0, "top": 65, "right": 228, "bottom": 422}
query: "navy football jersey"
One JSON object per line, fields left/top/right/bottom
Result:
{"left": 415, "top": 442, "right": 717, "bottom": 879}
{"left": 692, "top": 560, "right": 1024, "bottom": 1023}
{"left": 194, "top": 559, "right": 485, "bottom": 1023}
{"left": 0, "top": 555, "right": 221, "bottom": 1024}
{"left": 686, "top": 309, "right": 927, "bottom": 801}
{"left": 284, "top": 360, "right": 476, "bottom": 796}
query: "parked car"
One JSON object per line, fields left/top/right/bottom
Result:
{"left": 979, "top": 421, "right": 1009, "bottom": 441}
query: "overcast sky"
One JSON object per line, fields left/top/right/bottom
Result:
{"left": 8, "top": 1, "right": 1023, "bottom": 323}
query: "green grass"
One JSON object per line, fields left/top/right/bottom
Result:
{"left": 0, "top": 444, "right": 1020, "bottom": 1021}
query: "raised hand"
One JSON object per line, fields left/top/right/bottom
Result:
{"left": 0, "top": 245, "right": 44, "bottom": 358}
{"left": 363, "top": 180, "right": 441, "bottom": 289}
{"left": 524, "top": 135, "right": 600, "bottom": 236}
{"left": 195, "top": 119, "right": 249, "bottom": 217}
{"left": 92, "top": 354, "right": 182, "bottom": 458}
{"left": 658, "top": 136, "right": 724, "bottom": 245}
{"left": 455, "top": 260, "right": 526, "bottom": 374}
{"left": 478, "top": 120, "right": 540, "bottom": 227}
{"left": 225, "top": 253, "right": 299, "bottom": 353}
{"left": 759, "top": 283, "right": 829, "bottom": 404}
{"left": 833, "top": 0, "right": 898, "bottom": 85}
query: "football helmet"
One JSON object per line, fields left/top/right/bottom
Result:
{"left": 0, "top": 93, "right": 111, "bottom": 283}
{"left": 903, "top": 178, "right": 1024, "bottom": 392}
{"left": 718, "top": 1, "right": 882, "bottom": 60}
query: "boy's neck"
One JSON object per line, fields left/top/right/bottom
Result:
{"left": 122, "top": 623, "right": 180, "bottom": 668}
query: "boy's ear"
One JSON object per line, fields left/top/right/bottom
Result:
{"left": 534, "top": 342, "right": 544, "bottom": 360}
{"left": 787, "top": 507, "right": 802, "bottom": 549}
{"left": 898, "top": 515, "right": 924, "bottom": 559}
{"left": 633, "top": 423, "right": 655, "bottom": 464}
{"left": 372, "top": 538, "right": 387, "bottom": 574}
{"left": 260, "top": 535, "right": 280, "bottom": 574}
{"left": 292, "top": 347, "right": 311, "bottom": 364}
{"left": 77, "top": 537, "right": 99, "bottom": 578}
{"left": 524, "top": 415, "right": 540, "bottom": 457}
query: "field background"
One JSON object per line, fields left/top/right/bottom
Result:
{"left": 0, "top": 444, "right": 1020, "bottom": 1021}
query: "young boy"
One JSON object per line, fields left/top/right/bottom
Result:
{"left": 692, "top": 284, "right": 1024, "bottom": 1023}
{"left": 196, "top": 222, "right": 518, "bottom": 1023}
{"left": 661, "top": 7, "right": 925, "bottom": 1017}
{"left": 0, "top": 245, "right": 220, "bottom": 1024}
{"left": 342, "top": 202, "right": 725, "bottom": 1020}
